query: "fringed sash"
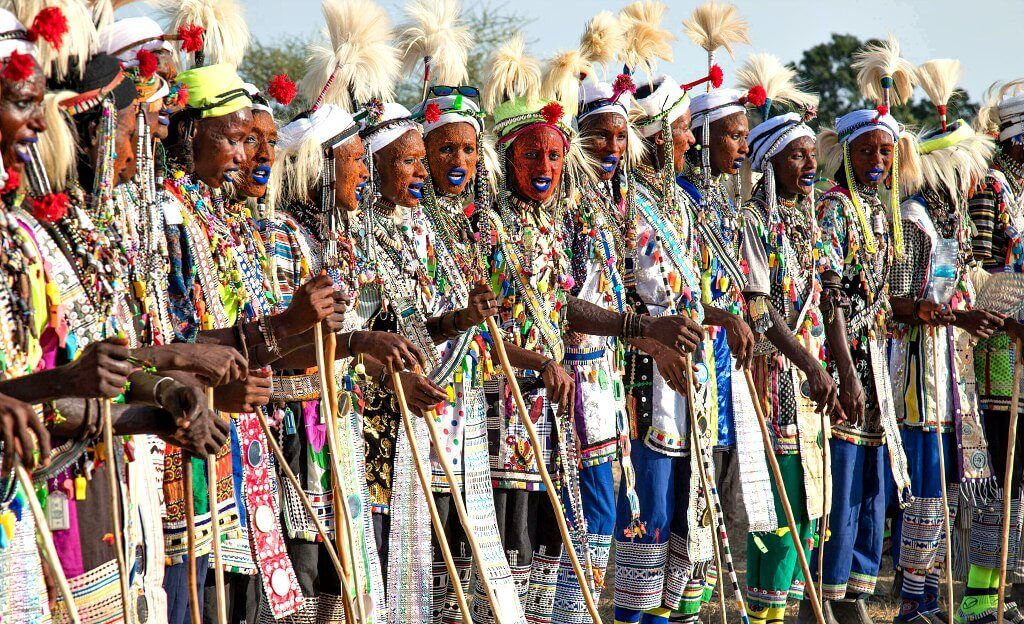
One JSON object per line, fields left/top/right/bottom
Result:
{"left": 731, "top": 367, "right": 779, "bottom": 532}
{"left": 869, "top": 338, "right": 913, "bottom": 507}
{"left": 793, "top": 369, "right": 827, "bottom": 521}
{"left": 387, "top": 413, "right": 433, "bottom": 623}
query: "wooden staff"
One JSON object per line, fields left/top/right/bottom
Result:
{"left": 422, "top": 406, "right": 505, "bottom": 621}
{"left": 314, "top": 323, "right": 363, "bottom": 623}
{"left": 182, "top": 453, "right": 201, "bottom": 624}
{"left": 929, "top": 327, "right": 955, "bottom": 624}
{"left": 101, "top": 400, "right": 133, "bottom": 622}
{"left": 817, "top": 407, "right": 831, "bottom": 603}
{"left": 254, "top": 410, "right": 361, "bottom": 618}
{"left": 999, "top": 338, "right": 1024, "bottom": 624}
{"left": 392, "top": 372, "right": 473, "bottom": 624}
{"left": 685, "top": 355, "right": 748, "bottom": 624}
{"left": 483, "top": 317, "right": 603, "bottom": 622}
{"left": 206, "top": 388, "right": 227, "bottom": 624}
{"left": 744, "top": 368, "right": 826, "bottom": 624}
{"left": 323, "top": 329, "right": 368, "bottom": 623}
{"left": 15, "top": 464, "right": 81, "bottom": 623}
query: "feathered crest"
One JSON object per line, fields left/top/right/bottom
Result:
{"left": 580, "top": 11, "right": 624, "bottom": 70}
{"left": 682, "top": 0, "right": 750, "bottom": 62}
{"left": 816, "top": 127, "right": 843, "bottom": 179}
{"left": 396, "top": 0, "right": 472, "bottom": 87}
{"left": 89, "top": 0, "right": 136, "bottom": 29}
{"left": 155, "top": 0, "right": 249, "bottom": 68}
{"left": 483, "top": 33, "right": 541, "bottom": 111}
{"left": 852, "top": 35, "right": 916, "bottom": 108}
{"left": 10, "top": 0, "right": 96, "bottom": 80}
{"left": 734, "top": 53, "right": 817, "bottom": 122}
{"left": 905, "top": 129, "right": 994, "bottom": 201}
{"left": 300, "top": 0, "right": 401, "bottom": 111}
{"left": 916, "top": 59, "right": 961, "bottom": 109}
{"left": 38, "top": 90, "right": 77, "bottom": 191}
{"left": 541, "top": 48, "right": 593, "bottom": 119}
{"left": 617, "top": 1, "right": 673, "bottom": 80}
{"left": 975, "top": 78, "right": 1024, "bottom": 136}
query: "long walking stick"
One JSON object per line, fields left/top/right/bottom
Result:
{"left": 483, "top": 317, "right": 604, "bottom": 623}
{"left": 745, "top": 368, "right": 826, "bottom": 624}
{"left": 15, "top": 464, "right": 81, "bottom": 623}
{"left": 182, "top": 453, "right": 201, "bottom": 624}
{"left": 422, "top": 406, "right": 505, "bottom": 621}
{"left": 392, "top": 372, "right": 473, "bottom": 624}
{"left": 101, "top": 400, "right": 133, "bottom": 622}
{"left": 817, "top": 408, "right": 831, "bottom": 603}
{"left": 255, "top": 410, "right": 361, "bottom": 619}
{"left": 999, "top": 338, "right": 1024, "bottom": 624}
{"left": 685, "top": 355, "right": 748, "bottom": 624}
{"left": 314, "top": 323, "right": 363, "bottom": 623}
{"left": 206, "top": 389, "right": 227, "bottom": 624}
{"left": 930, "top": 328, "right": 955, "bottom": 624}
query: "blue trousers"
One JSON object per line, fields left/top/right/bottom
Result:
{"left": 553, "top": 460, "right": 616, "bottom": 623}
{"left": 810, "top": 439, "right": 887, "bottom": 601}
{"left": 164, "top": 554, "right": 209, "bottom": 624}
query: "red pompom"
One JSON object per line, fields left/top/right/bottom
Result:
{"left": 175, "top": 83, "right": 189, "bottom": 108}
{"left": 1, "top": 167, "right": 19, "bottom": 195}
{"left": 28, "top": 7, "right": 68, "bottom": 50}
{"left": 136, "top": 48, "right": 158, "bottom": 78}
{"left": 31, "top": 192, "right": 70, "bottom": 224}
{"left": 177, "top": 24, "right": 205, "bottom": 53}
{"left": 267, "top": 74, "right": 297, "bottom": 106}
{"left": 611, "top": 73, "right": 637, "bottom": 98}
{"left": 2, "top": 50, "right": 35, "bottom": 83}
{"left": 745, "top": 85, "right": 767, "bottom": 108}
{"left": 708, "top": 64, "right": 724, "bottom": 89}
{"left": 540, "top": 101, "right": 564, "bottom": 125}
{"left": 424, "top": 102, "right": 441, "bottom": 124}
{"left": 876, "top": 105, "right": 890, "bottom": 118}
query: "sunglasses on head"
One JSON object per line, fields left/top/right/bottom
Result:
{"left": 429, "top": 85, "right": 480, "bottom": 99}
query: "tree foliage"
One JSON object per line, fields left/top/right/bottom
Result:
{"left": 238, "top": 35, "right": 309, "bottom": 121}
{"left": 790, "top": 33, "right": 978, "bottom": 130}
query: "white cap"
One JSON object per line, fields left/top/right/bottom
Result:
{"left": 836, "top": 108, "right": 900, "bottom": 145}
{"left": 278, "top": 103, "right": 359, "bottom": 153}
{"left": 747, "top": 112, "right": 815, "bottom": 173}
{"left": 633, "top": 75, "right": 689, "bottom": 137}
{"left": 996, "top": 93, "right": 1024, "bottom": 141}
{"left": 689, "top": 89, "right": 745, "bottom": 130}
{"left": 417, "top": 94, "right": 482, "bottom": 136}
{"left": 0, "top": 9, "right": 34, "bottom": 60}
{"left": 360, "top": 102, "right": 420, "bottom": 154}
{"left": 579, "top": 79, "right": 631, "bottom": 123}
{"left": 98, "top": 17, "right": 173, "bottom": 66}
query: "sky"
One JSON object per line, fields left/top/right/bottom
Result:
{"left": 120, "top": 0, "right": 1022, "bottom": 104}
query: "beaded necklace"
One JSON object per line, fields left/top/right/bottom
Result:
{"left": 0, "top": 205, "right": 37, "bottom": 374}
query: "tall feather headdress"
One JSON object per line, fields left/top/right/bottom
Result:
{"left": 617, "top": 1, "right": 673, "bottom": 80}
{"left": 541, "top": 48, "right": 593, "bottom": 119}
{"left": 396, "top": 0, "right": 472, "bottom": 97}
{"left": 300, "top": 0, "right": 400, "bottom": 112}
{"left": 975, "top": 78, "right": 1024, "bottom": 137}
{"left": 734, "top": 53, "right": 817, "bottom": 122}
{"left": 6, "top": 0, "right": 97, "bottom": 80}
{"left": 482, "top": 33, "right": 540, "bottom": 112}
{"left": 155, "top": 0, "right": 249, "bottom": 69}
{"left": 683, "top": 0, "right": 750, "bottom": 78}
{"left": 580, "top": 11, "right": 624, "bottom": 71}
{"left": 852, "top": 34, "right": 916, "bottom": 112}
{"left": 88, "top": 0, "right": 135, "bottom": 30}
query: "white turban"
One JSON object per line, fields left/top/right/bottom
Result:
{"left": 243, "top": 83, "right": 274, "bottom": 117}
{"left": 634, "top": 75, "right": 690, "bottom": 137}
{"left": 996, "top": 93, "right": 1024, "bottom": 141}
{"left": 417, "top": 94, "right": 482, "bottom": 136}
{"left": 689, "top": 89, "right": 745, "bottom": 130}
{"left": 0, "top": 9, "right": 34, "bottom": 59}
{"left": 360, "top": 102, "right": 420, "bottom": 154}
{"left": 748, "top": 113, "right": 816, "bottom": 173}
{"left": 146, "top": 77, "right": 170, "bottom": 104}
{"left": 579, "top": 80, "right": 631, "bottom": 123}
{"left": 278, "top": 104, "right": 358, "bottom": 153}
{"left": 835, "top": 108, "right": 899, "bottom": 145}
{"left": 98, "top": 17, "right": 173, "bottom": 65}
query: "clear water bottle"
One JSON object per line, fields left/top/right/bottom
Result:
{"left": 927, "top": 238, "right": 958, "bottom": 304}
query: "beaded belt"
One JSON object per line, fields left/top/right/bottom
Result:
{"left": 271, "top": 374, "right": 319, "bottom": 401}
{"left": 846, "top": 297, "right": 888, "bottom": 336}
{"left": 562, "top": 347, "right": 605, "bottom": 363}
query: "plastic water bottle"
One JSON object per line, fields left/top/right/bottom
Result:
{"left": 927, "top": 238, "right": 958, "bottom": 304}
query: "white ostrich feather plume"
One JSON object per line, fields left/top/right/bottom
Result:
{"left": 396, "top": 0, "right": 472, "bottom": 86}
{"left": 682, "top": 0, "right": 750, "bottom": 59}
{"left": 483, "top": 33, "right": 541, "bottom": 111}
{"left": 852, "top": 34, "right": 916, "bottom": 106}
{"left": 618, "top": 1, "right": 674, "bottom": 78}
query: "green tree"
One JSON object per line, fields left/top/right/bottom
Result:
{"left": 239, "top": 35, "right": 309, "bottom": 121}
{"left": 790, "top": 33, "right": 978, "bottom": 130}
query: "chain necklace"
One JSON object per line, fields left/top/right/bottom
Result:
{"left": 0, "top": 204, "right": 36, "bottom": 374}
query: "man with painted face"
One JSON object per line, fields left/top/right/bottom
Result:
{"left": 264, "top": 100, "right": 435, "bottom": 622}
{"left": 811, "top": 102, "right": 915, "bottom": 623}
{"left": 410, "top": 87, "right": 527, "bottom": 622}
{"left": 740, "top": 106, "right": 840, "bottom": 624}
{"left": 681, "top": 88, "right": 759, "bottom": 537}
{"left": 968, "top": 79, "right": 1024, "bottom": 613}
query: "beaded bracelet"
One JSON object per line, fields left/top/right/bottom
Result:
{"left": 258, "top": 315, "right": 280, "bottom": 355}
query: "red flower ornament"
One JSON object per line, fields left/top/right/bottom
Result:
{"left": 31, "top": 192, "right": 70, "bottom": 224}
{"left": 267, "top": 74, "right": 297, "bottom": 106}
{"left": 424, "top": 102, "right": 441, "bottom": 124}
{"left": 540, "top": 101, "right": 564, "bottom": 125}
{"left": 136, "top": 49, "right": 158, "bottom": 78}
{"left": 28, "top": 7, "right": 68, "bottom": 50}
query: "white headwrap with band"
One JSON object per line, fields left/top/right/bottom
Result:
{"left": 579, "top": 80, "right": 631, "bottom": 123}
{"left": 360, "top": 102, "right": 420, "bottom": 154}
{"left": 995, "top": 93, "right": 1024, "bottom": 141}
{"left": 0, "top": 9, "right": 33, "bottom": 59}
{"left": 689, "top": 89, "right": 747, "bottom": 130}
{"left": 835, "top": 108, "right": 899, "bottom": 145}
{"left": 634, "top": 75, "right": 690, "bottom": 137}
{"left": 98, "top": 17, "right": 174, "bottom": 63}
{"left": 418, "top": 94, "right": 482, "bottom": 136}
{"left": 748, "top": 112, "right": 816, "bottom": 172}
{"left": 278, "top": 103, "right": 358, "bottom": 152}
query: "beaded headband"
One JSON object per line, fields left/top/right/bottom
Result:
{"left": 61, "top": 70, "right": 127, "bottom": 115}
